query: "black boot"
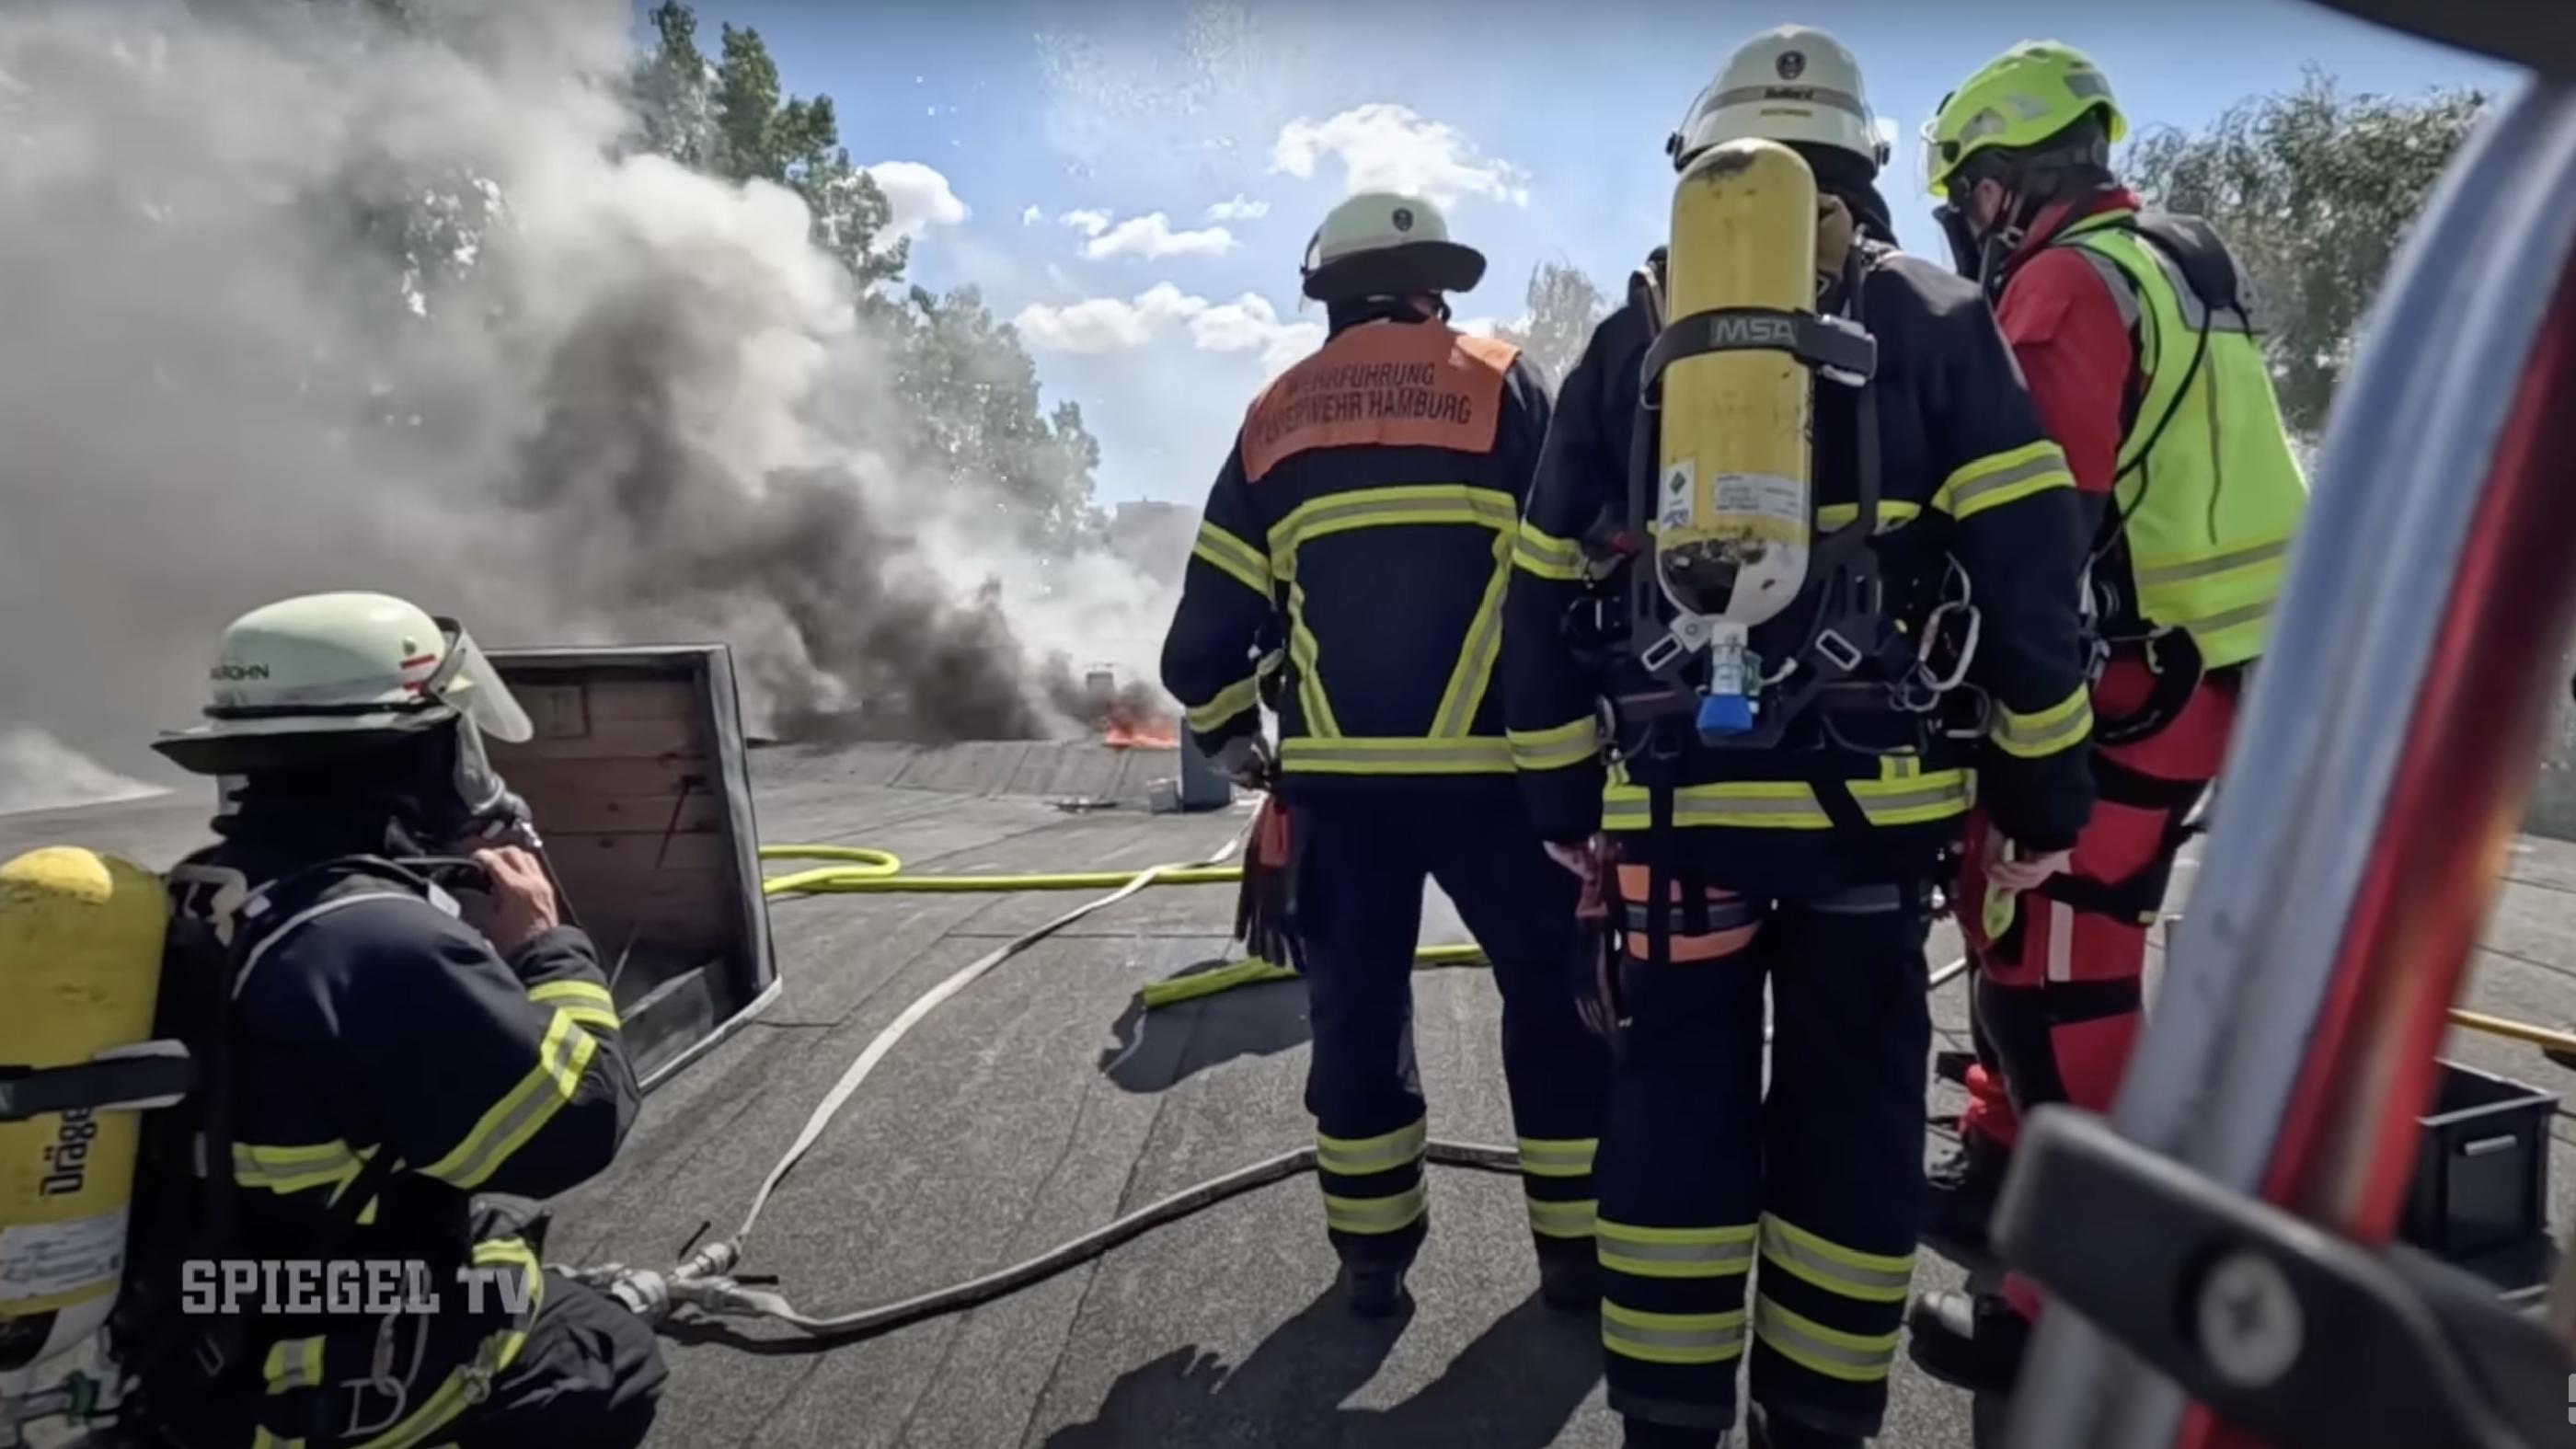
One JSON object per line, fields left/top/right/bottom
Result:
{"left": 1746, "top": 1405, "right": 1867, "bottom": 1449}
{"left": 1921, "top": 1132, "right": 2011, "bottom": 1261}
{"left": 1622, "top": 1419, "right": 1729, "bottom": 1449}
{"left": 1536, "top": 1240, "right": 1601, "bottom": 1311}
{"left": 1904, "top": 1289, "right": 2030, "bottom": 1395}
{"left": 1340, "top": 1262, "right": 1409, "bottom": 1318}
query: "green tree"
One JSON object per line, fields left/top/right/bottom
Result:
{"left": 2113, "top": 75, "right": 2576, "bottom": 827}
{"left": 1493, "top": 259, "right": 1607, "bottom": 391}
{"left": 892, "top": 285, "right": 1104, "bottom": 552}
{"left": 631, "top": 1, "right": 715, "bottom": 168}
{"left": 634, "top": 3, "right": 903, "bottom": 291}
{"left": 2122, "top": 70, "right": 2490, "bottom": 436}
{"left": 628, "top": 4, "right": 1106, "bottom": 552}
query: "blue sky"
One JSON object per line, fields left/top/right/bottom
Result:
{"left": 679, "top": 0, "right": 2518, "bottom": 507}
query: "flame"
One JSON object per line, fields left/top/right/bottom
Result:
{"left": 1102, "top": 701, "right": 1179, "bottom": 750}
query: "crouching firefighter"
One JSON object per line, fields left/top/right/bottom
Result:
{"left": 1500, "top": 26, "right": 2097, "bottom": 1449}
{"left": 1161, "top": 192, "right": 1613, "bottom": 1318}
{"left": 109, "top": 592, "right": 666, "bottom": 1448}
{"left": 1906, "top": 40, "right": 2312, "bottom": 1392}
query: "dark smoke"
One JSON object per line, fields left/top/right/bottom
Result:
{"left": 514, "top": 278, "right": 1067, "bottom": 742}
{"left": 0, "top": 0, "right": 1182, "bottom": 810}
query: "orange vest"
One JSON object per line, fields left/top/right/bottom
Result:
{"left": 1240, "top": 322, "right": 1516, "bottom": 483}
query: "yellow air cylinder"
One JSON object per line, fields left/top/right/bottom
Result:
{"left": 0, "top": 846, "right": 166, "bottom": 1394}
{"left": 1656, "top": 137, "right": 1820, "bottom": 627}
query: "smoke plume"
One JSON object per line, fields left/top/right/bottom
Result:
{"left": 0, "top": 0, "right": 1175, "bottom": 808}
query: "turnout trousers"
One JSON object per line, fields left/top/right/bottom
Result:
{"left": 198, "top": 1272, "right": 665, "bottom": 1449}
{"left": 1957, "top": 657, "right": 2239, "bottom": 1155}
{"left": 443, "top": 1273, "right": 667, "bottom": 1449}
{"left": 1291, "top": 781, "right": 1611, "bottom": 1277}
{"left": 1597, "top": 861, "right": 1933, "bottom": 1441}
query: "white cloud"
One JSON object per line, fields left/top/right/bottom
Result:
{"left": 1020, "top": 204, "right": 1046, "bottom": 225}
{"left": 1206, "top": 194, "right": 1271, "bottom": 223}
{"left": 861, "top": 161, "right": 970, "bottom": 240}
{"left": 1013, "top": 282, "right": 1207, "bottom": 352}
{"left": 1271, "top": 103, "right": 1532, "bottom": 209}
{"left": 1016, "top": 283, "right": 1321, "bottom": 375}
{"left": 1060, "top": 208, "right": 1113, "bottom": 238}
{"left": 1186, "top": 293, "right": 1322, "bottom": 375}
{"left": 1084, "top": 212, "right": 1238, "bottom": 260}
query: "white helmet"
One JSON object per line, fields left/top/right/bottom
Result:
{"left": 1669, "top": 25, "right": 1889, "bottom": 172}
{"left": 1299, "top": 190, "right": 1487, "bottom": 304}
{"left": 155, "top": 591, "right": 532, "bottom": 777}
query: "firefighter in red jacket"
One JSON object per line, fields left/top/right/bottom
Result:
{"left": 1909, "top": 40, "right": 2312, "bottom": 1390}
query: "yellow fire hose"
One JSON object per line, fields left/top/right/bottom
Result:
{"left": 2450, "top": 1006, "right": 2576, "bottom": 1064}
{"left": 757, "top": 845, "right": 1481, "bottom": 1008}
{"left": 758, "top": 845, "right": 1244, "bottom": 897}
{"left": 755, "top": 845, "right": 2576, "bottom": 1056}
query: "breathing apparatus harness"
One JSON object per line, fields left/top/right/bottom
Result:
{"left": 1569, "top": 241, "right": 1994, "bottom": 802}
{"left": 104, "top": 847, "right": 538, "bottom": 1447}
{"left": 0, "top": 858, "right": 478, "bottom": 1443}
{"left": 1557, "top": 238, "right": 1988, "bottom": 1028}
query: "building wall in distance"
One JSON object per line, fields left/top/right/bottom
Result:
{"left": 1107, "top": 500, "right": 1200, "bottom": 591}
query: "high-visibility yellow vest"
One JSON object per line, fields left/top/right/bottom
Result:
{"left": 2054, "top": 210, "right": 2310, "bottom": 670}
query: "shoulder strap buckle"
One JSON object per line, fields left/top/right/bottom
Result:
{"left": 1631, "top": 251, "right": 1667, "bottom": 332}
{"left": 1640, "top": 307, "right": 1878, "bottom": 396}
{"left": 1638, "top": 613, "right": 1713, "bottom": 682}
{"left": 1811, "top": 629, "right": 1865, "bottom": 675}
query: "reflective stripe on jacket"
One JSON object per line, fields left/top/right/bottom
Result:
{"left": 1161, "top": 312, "right": 1552, "bottom": 780}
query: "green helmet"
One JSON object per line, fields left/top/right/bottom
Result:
{"left": 1920, "top": 40, "right": 2127, "bottom": 200}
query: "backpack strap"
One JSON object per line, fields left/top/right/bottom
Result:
{"left": 230, "top": 856, "right": 457, "bottom": 1002}
{"left": 0, "top": 1046, "right": 192, "bottom": 1122}
{"left": 2030, "top": 756, "right": 2210, "bottom": 922}
{"left": 2120, "top": 212, "right": 2248, "bottom": 320}
{"left": 145, "top": 857, "right": 447, "bottom": 1392}
{"left": 1632, "top": 247, "right": 1668, "bottom": 333}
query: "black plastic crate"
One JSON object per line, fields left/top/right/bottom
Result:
{"left": 2400, "top": 1059, "right": 2555, "bottom": 1265}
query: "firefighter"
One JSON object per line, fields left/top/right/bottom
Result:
{"left": 1501, "top": 26, "right": 2098, "bottom": 1449}
{"left": 1160, "top": 191, "right": 1612, "bottom": 1318}
{"left": 1908, "top": 40, "right": 2311, "bottom": 1390}
{"left": 119, "top": 591, "right": 665, "bottom": 1448}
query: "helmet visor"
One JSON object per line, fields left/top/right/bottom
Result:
{"left": 429, "top": 621, "right": 534, "bottom": 743}
{"left": 1918, "top": 118, "right": 1951, "bottom": 198}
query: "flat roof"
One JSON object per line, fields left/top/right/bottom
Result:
{"left": 13, "top": 741, "right": 2574, "bottom": 1447}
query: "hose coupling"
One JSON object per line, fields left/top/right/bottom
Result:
{"left": 675, "top": 1238, "right": 741, "bottom": 1282}
{"left": 590, "top": 1266, "right": 675, "bottom": 1323}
